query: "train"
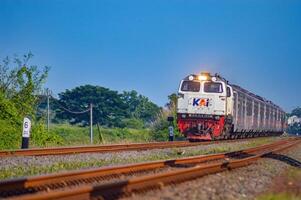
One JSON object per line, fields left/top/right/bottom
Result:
{"left": 177, "top": 72, "right": 286, "bottom": 141}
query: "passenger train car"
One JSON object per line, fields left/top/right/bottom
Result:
{"left": 177, "top": 72, "right": 286, "bottom": 141}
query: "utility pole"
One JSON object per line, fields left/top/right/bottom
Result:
{"left": 45, "top": 88, "right": 52, "bottom": 132}
{"left": 90, "top": 103, "right": 93, "bottom": 144}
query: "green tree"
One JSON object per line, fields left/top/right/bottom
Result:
{"left": 56, "top": 85, "right": 128, "bottom": 127}
{"left": 150, "top": 93, "right": 183, "bottom": 141}
{"left": 56, "top": 87, "right": 160, "bottom": 128}
{"left": 0, "top": 53, "right": 49, "bottom": 123}
{"left": 287, "top": 123, "right": 301, "bottom": 135}
{"left": 291, "top": 107, "right": 301, "bottom": 118}
{"left": 166, "top": 93, "right": 178, "bottom": 121}
{"left": 287, "top": 107, "right": 301, "bottom": 135}
{"left": 0, "top": 53, "right": 58, "bottom": 149}
{"left": 122, "top": 90, "right": 160, "bottom": 123}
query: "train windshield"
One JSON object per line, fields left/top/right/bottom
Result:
{"left": 204, "top": 82, "right": 223, "bottom": 93}
{"left": 181, "top": 81, "right": 200, "bottom": 92}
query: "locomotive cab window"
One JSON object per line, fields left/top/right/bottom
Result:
{"left": 226, "top": 87, "right": 231, "bottom": 97}
{"left": 181, "top": 81, "right": 200, "bottom": 92}
{"left": 204, "top": 82, "right": 223, "bottom": 93}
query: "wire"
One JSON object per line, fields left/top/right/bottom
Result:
{"left": 50, "top": 96, "right": 90, "bottom": 114}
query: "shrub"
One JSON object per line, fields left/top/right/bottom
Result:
{"left": 31, "top": 122, "right": 64, "bottom": 147}
{"left": 0, "top": 120, "right": 21, "bottom": 150}
{"left": 121, "top": 118, "right": 144, "bottom": 129}
{"left": 150, "top": 108, "right": 183, "bottom": 141}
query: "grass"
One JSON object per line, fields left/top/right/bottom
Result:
{"left": 257, "top": 193, "right": 301, "bottom": 200}
{"left": 257, "top": 168, "right": 301, "bottom": 200}
{"left": 0, "top": 123, "right": 154, "bottom": 150}
{"left": 0, "top": 136, "right": 280, "bottom": 180}
{"left": 43, "top": 124, "right": 279, "bottom": 147}
{"left": 0, "top": 160, "right": 108, "bottom": 179}
{"left": 46, "top": 123, "right": 152, "bottom": 146}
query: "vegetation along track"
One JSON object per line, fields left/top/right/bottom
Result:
{"left": 0, "top": 138, "right": 263, "bottom": 157}
{"left": 0, "top": 138, "right": 299, "bottom": 200}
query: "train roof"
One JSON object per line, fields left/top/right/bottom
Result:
{"left": 230, "top": 84, "right": 283, "bottom": 111}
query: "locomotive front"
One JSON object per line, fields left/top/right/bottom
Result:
{"left": 177, "top": 72, "right": 232, "bottom": 141}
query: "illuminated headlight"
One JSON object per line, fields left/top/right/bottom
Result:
{"left": 188, "top": 75, "right": 194, "bottom": 81}
{"left": 198, "top": 75, "right": 208, "bottom": 81}
{"left": 181, "top": 114, "right": 187, "bottom": 118}
{"left": 211, "top": 77, "right": 217, "bottom": 81}
{"left": 215, "top": 116, "right": 220, "bottom": 120}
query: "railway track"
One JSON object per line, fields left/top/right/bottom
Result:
{"left": 0, "top": 138, "right": 299, "bottom": 200}
{"left": 0, "top": 137, "right": 264, "bottom": 157}
{"left": 0, "top": 141, "right": 207, "bottom": 157}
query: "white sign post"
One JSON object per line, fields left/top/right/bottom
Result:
{"left": 21, "top": 117, "right": 31, "bottom": 149}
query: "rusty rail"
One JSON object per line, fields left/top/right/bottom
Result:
{"left": 0, "top": 137, "right": 265, "bottom": 157}
{"left": 5, "top": 139, "right": 299, "bottom": 200}
{"left": 0, "top": 139, "right": 297, "bottom": 199}
{"left": 0, "top": 141, "right": 208, "bottom": 157}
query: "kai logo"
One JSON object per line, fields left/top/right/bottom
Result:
{"left": 193, "top": 98, "right": 209, "bottom": 107}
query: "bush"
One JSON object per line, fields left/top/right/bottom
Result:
{"left": 121, "top": 118, "right": 144, "bottom": 129}
{"left": 31, "top": 122, "right": 64, "bottom": 147}
{"left": 150, "top": 108, "right": 183, "bottom": 141}
{"left": 0, "top": 120, "right": 21, "bottom": 150}
{"left": 0, "top": 120, "right": 64, "bottom": 150}
{"left": 97, "top": 127, "right": 151, "bottom": 143}
{"left": 50, "top": 124, "right": 90, "bottom": 145}
{"left": 49, "top": 124, "right": 152, "bottom": 145}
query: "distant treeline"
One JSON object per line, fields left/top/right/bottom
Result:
{"left": 38, "top": 85, "right": 161, "bottom": 128}
{"left": 0, "top": 53, "right": 177, "bottom": 149}
{"left": 287, "top": 107, "right": 301, "bottom": 135}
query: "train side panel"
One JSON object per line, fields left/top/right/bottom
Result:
{"left": 231, "top": 85, "right": 285, "bottom": 134}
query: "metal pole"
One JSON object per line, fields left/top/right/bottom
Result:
{"left": 47, "top": 89, "right": 50, "bottom": 132}
{"left": 90, "top": 103, "right": 93, "bottom": 144}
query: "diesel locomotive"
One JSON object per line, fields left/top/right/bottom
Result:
{"left": 177, "top": 72, "right": 286, "bottom": 141}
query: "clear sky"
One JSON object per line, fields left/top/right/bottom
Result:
{"left": 1, "top": 0, "right": 300, "bottom": 112}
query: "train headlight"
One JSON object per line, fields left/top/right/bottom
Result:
{"left": 188, "top": 75, "right": 194, "bottom": 81}
{"left": 212, "top": 77, "right": 217, "bottom": 81}
{"left": 198, "top": 75, "right": 208, "bottom": 81}
{"left": 181, "top": 114, "right": 187, "bottom": 118}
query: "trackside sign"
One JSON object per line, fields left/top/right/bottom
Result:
{"left": 22, "top": 117, "right": 31, "bottom": 138}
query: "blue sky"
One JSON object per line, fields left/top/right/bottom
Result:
{"left": 1, "top": 0, "right": 300, "bottom": 112}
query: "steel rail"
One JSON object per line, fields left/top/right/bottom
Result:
{"left": 6, "top": 139, "right": 299, "bottom": 200}
{"left": 0, "top": 137, "right": 267, "bottom": 157}
{"left": 0, "top": 141, "right": 207, "bottom": 157}
{"left": 0, "top": 139, "right": 292, "bottom": 198}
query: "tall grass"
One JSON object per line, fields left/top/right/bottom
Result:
{"left": 48, "top": 124, "right": 152, "bottom": 146}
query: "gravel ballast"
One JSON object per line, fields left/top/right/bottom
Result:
{"left": 123, "top": 143, "right": 301, "bottom": 200}
{"left": 0, "top": 137, "right": 288, "bottom": 180}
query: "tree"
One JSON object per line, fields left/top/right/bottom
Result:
{"left": 150, "top": 93, "right": 183, "bottom": 141}
{"left": 287, "top": 107, "right": 301, "bottom": 135}
{"left": 55, "top": 88, "right": 160, "bottom": 128}
{"left": 291, "top": 107, "right": 301, "bottom": 118}
{"left": 0, "top": 53, "right": 49, "bottom": 123}
{"left": 122, "top": 90, "right": 160, "bottom": 123}
{"left": 121, "top": 90, "right": 140, "bottom": 116}
{"left": 166, "top": 93, "right": 177, "bottom": 116}
{"left": 287, "top": 123, "right": 301, "bottom": 135}
{"left": 0, "top": 53, "right": 54, "bottom": 149}
{"left": 166, "top": 93, "right": 177, "bottom": 110}
{"left": 56, "top": 85, "right": 129, "bottom": 127}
